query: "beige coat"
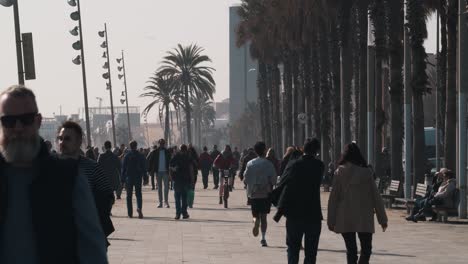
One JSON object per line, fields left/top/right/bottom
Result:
{"left": 327, "top": 163, "right": 388, "bottom": 233}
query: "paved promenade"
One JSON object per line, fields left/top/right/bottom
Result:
{"left": 108, "top": 179, "right": 468, "bottom": 264}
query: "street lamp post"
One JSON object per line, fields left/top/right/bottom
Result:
{"left": 99, "top": 23, "right": 117, "bottom": 147}
{"left": 67, "top": 0, "right": 92, "bottom": 147}
{"left": 117, "top": 50, "right": 132, "bottom": 141}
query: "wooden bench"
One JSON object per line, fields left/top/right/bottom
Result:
{"left": 381, "top": 180, "right": 400, "bottom": 208}
{"left": 394, "top": 183, "right": 428, "bottom": 214}
{"left": 432, "top": 188, "right": 460, "bottom": 223}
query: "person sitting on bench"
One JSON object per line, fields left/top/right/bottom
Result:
{"left": 406, "top": 169, "right": 456, "bottom": 222}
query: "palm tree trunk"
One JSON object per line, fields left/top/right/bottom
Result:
{"left": 273, "top": 63, "right": 283, "bottom": 153}
{"left": 438, "top": 0, "right": 447, "bottom": 162}
{"left": 340, "top": 3, "right": 353, "bottom": 147}
{"left": 267, "top": 64, "right": 277, "bottom": 150}
{"left": 310, "top": 41, "right": 321, "bottom": 140}
{"left": 258, "top": 61, "right": 271, "bottom": 146}
{"left": 302, "top": 45, "right": 313, "bottom": 139}
{"left": 292, "top": 52, "right": 301, "bottom": 146}
{"left": 444, "top": 0, "right": 457, "bottom": 171}
{"left": 331, "top": 20, "right": 342, "bottom": 162}
{"left": 371, "top": 0, "right": 386, "bottom": 176}
{"left": 184, "top": 85, "right": 192, "bottom": 144}
{"left": 319, "top": 20, "right": 332, "bottom": 167}
{"left": 283, "top": 54, "right": 293, "bottom": 147}
{"left": 165, "top": 104, "right": 170, "bottom": 144}
{"left": 358, "top": 1, "right": 368, "bottom": 157}
{"left": 387, "top": 0, "right": 404, "bottom": 181}
{"left": 351, "top": 9, "right": 360, "bottom": 142}
{"left": 407, "top": 0, "right": 428, "bottom": 184}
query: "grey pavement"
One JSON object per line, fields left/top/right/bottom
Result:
{"left": 108, "top": 177, "right": 468, "bottom": 264}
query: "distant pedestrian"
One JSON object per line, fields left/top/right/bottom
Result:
{"left": 187, "top": 145, "right": 199, "bottom": 208}
{"left": 98, "top": 141, "right": 123, "bottom": 200}
{"left": 327, "top": 143, "right": 388, "bottom": 264}
{"left": 147, "top": 139, "right": 171, "bottom": 208}
{"left": 210, "top": 145, "right": 221, "bottom": 189}
{"left": 199, "top": 146, "right": 213, "bottom": 189}
{"left": 271, "top": 139, "right": 324, "bottom": 264}
{"left": 122, "top": 140, "right": 146, "bottom": 218}
{"left": 243, "top": 142, "right": 277, "bottom": 247}
{"left": 266, "top": 148, "right": 280, "bottom": 176}
{"left": 169, "top": 144, "right": 193, "bottom": 220}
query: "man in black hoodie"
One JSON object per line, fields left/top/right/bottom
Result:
{"left": 271, "top": 138, "right": 324, "bottom": 264}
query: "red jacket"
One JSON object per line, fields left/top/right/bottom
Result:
{"left": 214, "top": 153, "right": 235, "bottom": 170}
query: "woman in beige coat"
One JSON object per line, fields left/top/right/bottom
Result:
{"left": 327, "top": 143, "right": 388, "bottom": 264}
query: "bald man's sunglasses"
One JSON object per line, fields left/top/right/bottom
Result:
{"left": 0, "top": 112, "right": 38, "bottom": 128}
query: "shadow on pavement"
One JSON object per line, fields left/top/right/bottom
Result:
{"left": 141, "top": 216, "right": 250, "bottom": 224}
{"left": 318, "top": 248, "right": 416, "bottom": 258}
{"left": 108, "top": 238, "right": 138, "bottom": 242}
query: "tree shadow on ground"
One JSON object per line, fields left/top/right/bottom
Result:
{"left": 141, "top": 216, "right": 251, "bottom": 224}
{"left": 108, "top": 238, "right": 138, "bottom": 242}
{"left": 189, "top": 207, "right": 251, "bottom": 212}
{"left": 318, "top": 248, "right": 416, "bottom": 258}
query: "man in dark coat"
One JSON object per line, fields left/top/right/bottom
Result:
{"left": 122, "top": 140, "right": 146, "bottom": 218}
{"left": 0, "top": 85, "right": 107, "bottom": 263}
{"left": 210, "top": 145, "right": 221, "bottom": 189}
{"left": 98, "top": 140, "right": 122, "bottom": 200}
{"left": 199, "top": 146, "right": 213, "bottom": 189}
{"left": 147, "top": 139, "right": 172, "bottom": 208}
{"left": 271, "top": 138, "right": 324, "bottom": 264}
{"left": 169, "top": 144, "right": 193, "bottom": 219}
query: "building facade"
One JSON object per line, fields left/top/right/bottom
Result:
{"left": 229, "top": 5, "right": 258, "bottom": 124}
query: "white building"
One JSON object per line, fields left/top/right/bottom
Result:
{"left": 229, "top": 5, "right": 258, "bottom": 124}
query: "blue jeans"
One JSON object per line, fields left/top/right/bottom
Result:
{"left": 126, "top": 179, "right": 142, "bottom": 217}
{"left": 156, "top": 171, "right": 170, "bottom": 204}
{"left": 286, "top": 218, "right": 321, "bottom": 264}
{"left": 174, "top": 184, "right": 188, "bottom": 216}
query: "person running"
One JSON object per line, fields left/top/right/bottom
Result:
{"left": 243, "top": 141, "right": 277, "bottom": 247}
{"left": 57, "top": 121, "right": 115, "bottom": 249}
{"left": 213, "top": 145, "right": 236, "bottom": 205}
{"left": 271, "top": 139, "right": 324, "bottom": 263}
{"left": 147, "top": 139, "right": 171, "bottom": 208}
{"left": 169, "top": 144, "right": 193, "bottom": 220}
{"left": 210, "top": 145, "right": 221, "bottom": 189}
{"left": 122, "top": 140, "right": 146, "bottom": 219}
{"left": 199, "top": 146, "right": 213, "bottom": 189}
{"left": 327, "top": 143, "right": 388, "bottom": 264}
{"left": 0, "top": 85, "right": 107, "bottom": 262}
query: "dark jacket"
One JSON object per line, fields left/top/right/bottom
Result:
{"left": 210, "top": 150, "right": 221, "bottom": 169}
{"left": 122, "top": 150, "right": 146, "bottom": 182}
{"left": 97, "top": 150, "right": 122, "bottom": 191}
{"left": 147, "top": 147, "right": 171, "bottom": 174}
{"left": 199, "top": 152, "right": 213, "bottom": 171}
{"left": 0, "top": 140, "right": 79, "bottom": 264}
{"left": 271, "top": 155, "right": 324, "bottom": 221}
{"left": 169, "top": 152, "right": 193, "bottom": 189}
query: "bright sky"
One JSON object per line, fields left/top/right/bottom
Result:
{"left": 1, "top": 1, "right": 437, "bottom": 121}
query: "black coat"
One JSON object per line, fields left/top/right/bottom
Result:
{"left": 147, "top": 147, "right": 171, "bottom": 174}
{"left": 271, "top": 155, "right": 324, "bottom": 221}
{"left": 0, "top": 139, "right": 79, "bottom": 263}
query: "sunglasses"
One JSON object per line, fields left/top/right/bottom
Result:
{"left": 0, "top": 112, "right": 38, "bottom": 128}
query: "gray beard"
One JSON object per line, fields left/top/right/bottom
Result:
{"left": 0, "top": 134, "right": 41, "bottom": 164}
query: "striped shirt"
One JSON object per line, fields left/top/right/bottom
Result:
{"left": 79, "top": 156, "right": 113, "bottom": 197}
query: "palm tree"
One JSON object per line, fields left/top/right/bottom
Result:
{"left": 158, "top": 44, "right": 216, "bottom": 144}
{"left": 406, "top": 0, "right": 430, "bottom": 183}
{"left": 190, "top": 95, "right": 216, "bottom": 147}
{"left": 141, "top": 73, "right": 182, "bottom": 146}
{"left": 386, "top": 0, "right": 405, "bottom": 182}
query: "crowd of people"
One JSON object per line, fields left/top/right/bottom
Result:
{"left": 0, "top": 84, "right": 395, "bottom": 264}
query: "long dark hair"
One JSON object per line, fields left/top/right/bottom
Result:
{"left": 337, "top": 143, "right": 368, "bottom": 168}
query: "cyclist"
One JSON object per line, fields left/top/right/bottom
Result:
{"left": 213, "top": 145, "right": 236, "bottom": 206}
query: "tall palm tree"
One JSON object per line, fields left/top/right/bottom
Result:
{"left": 386, "top": 0, "right": 404, "bottom": 182}
{"left": 141, "top": 73, "right": 182, "bottom": 145}
{"left": 190, "top": 95, "right": 216, "bottom": 147}
{"left": 158, "top": 44, "right": 216, "bottom": 144}
{"left": 406, "top": 0, "right": 430, "bottom": 183}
